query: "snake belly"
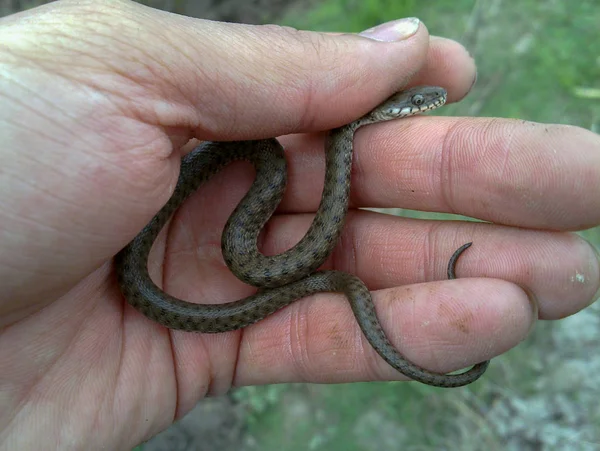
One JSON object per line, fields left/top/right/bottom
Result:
{"left": 114, "top": 86, "right": 490, "bottom": 388}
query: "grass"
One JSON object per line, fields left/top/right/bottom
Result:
{"left": 235, "top": 0, "right": 600, "bottom": 449}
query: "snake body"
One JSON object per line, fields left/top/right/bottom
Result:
{"left": 115, "top": 86, "right": 490, "bottom": 387}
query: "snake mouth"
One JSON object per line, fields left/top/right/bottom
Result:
{"left": 422, "top": 93, "right": 447, "bottom": 111}
{"left": 402, "top": 93, "right": 447, "bottom": 116}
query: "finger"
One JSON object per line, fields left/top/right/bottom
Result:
{"left": 334, "top": 212, "right": 600, "bottom": 321}
{"left": 231, "top": 276, "right": 533, "bottom": 385}
{"left": 277, "top": 117, "right": 600, "bottom": 231}
{"left": 6, "top": 4, "right": 432, "bottom": 139}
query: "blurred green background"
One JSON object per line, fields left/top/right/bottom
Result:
{"left": 3, "top": 0, "right": 599, "bottom": 450}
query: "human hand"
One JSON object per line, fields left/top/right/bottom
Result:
{"left": 1, "top": 1, "right": 599, "bottom": 449}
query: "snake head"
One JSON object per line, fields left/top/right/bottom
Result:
{"left": 367, "top": 86, "right": 447, "bottom": 122}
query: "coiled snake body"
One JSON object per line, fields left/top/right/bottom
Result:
{"left": 115, "top": 86, "right": 490, "bottom": 387}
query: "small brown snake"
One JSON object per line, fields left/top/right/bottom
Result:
{"left": 115, "top": 86, "right": 490, "bottom": 387}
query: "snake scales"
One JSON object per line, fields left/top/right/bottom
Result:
{"left": 115, "top": 86, "right": 490, "bottom": 387}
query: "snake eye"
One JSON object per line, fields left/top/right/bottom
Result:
{"left": 411, "top": 94, "right": 425, "bottom": 106}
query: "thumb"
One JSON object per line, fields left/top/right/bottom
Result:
{"left": 6, "top": 1, "right": 432, "bottom": 139}
{"left": 149, "top": 16, "right": 431, "bottom": 139}
{"left": 0, "top": 0, "right": 430, "bottom": 314}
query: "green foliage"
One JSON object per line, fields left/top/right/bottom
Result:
{"left": 232, "top": 384, "right": 289, "bottom": 425}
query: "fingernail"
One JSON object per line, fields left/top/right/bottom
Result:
{"left": 470, "top": 70, "right": 478, "bottom": 91}
{"left": 586, "top": 241, "right": 600, "bottom": 304}
{"left": 360, "top": 17, "right": 421, "bottom": 42}
{"left": 521, "top": 286, "right": 539, "bottom": 335}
